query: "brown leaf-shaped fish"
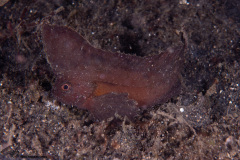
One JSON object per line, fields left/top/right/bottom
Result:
{"left": 42, "top": 24, "right": 184, "bottom": 121}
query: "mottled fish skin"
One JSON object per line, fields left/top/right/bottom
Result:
{"left": 42, "top": 24, "right": 184, "bottom": 121}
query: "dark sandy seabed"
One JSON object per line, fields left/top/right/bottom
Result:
{"left": 0, "top": 0, "right": 240, "bottom": 159}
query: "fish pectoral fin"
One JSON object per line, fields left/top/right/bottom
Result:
{"left": 84, "top": 93, "right": 139, "bottom": 121}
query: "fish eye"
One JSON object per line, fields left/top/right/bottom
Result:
{"left": 61, "top": 83, "right": 71, "bottom": 91}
